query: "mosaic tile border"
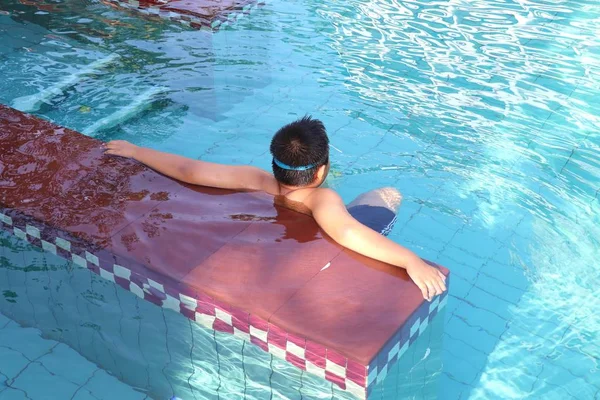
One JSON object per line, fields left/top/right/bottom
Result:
{"left": 101, "top": 0, "right": 263, "bottom": 31}
{"left": 0, "top": 206, "right": 446, "bottom": 399}
{"left": 366, "top": 290, "right": 448, "bottom": 395}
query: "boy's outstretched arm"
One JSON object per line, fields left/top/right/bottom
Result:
{"left": 305, "top": 188, "right": 447, "bottom": 301}
{"left": 104, "top": 140, "right": 275, "bottom": 192}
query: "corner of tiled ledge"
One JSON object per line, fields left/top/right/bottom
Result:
{"left": 0, "top": 104, "right": 449, "bottom": 399}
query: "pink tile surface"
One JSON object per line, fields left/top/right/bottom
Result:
{"left": 270, "top": 249, "right": 450, "bottom": 365}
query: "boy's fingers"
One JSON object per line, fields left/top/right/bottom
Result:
{"left": 417, "top": 282, "right": 429, "bottom": 301}
{"left": 426, "top": 282, "right": 437, "bottom": 300}
{"left": 437, "top": 272, "right": 447, "bottom": 292}
{"left": 438, "top": 270, "right": 446, "bottom": 281}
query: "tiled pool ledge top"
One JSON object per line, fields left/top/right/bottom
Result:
{"left": 0, "top": 104, "right": 449, "bottom": 398}
{"left": 100, "top": 0, "right": 261, "bottom": 30}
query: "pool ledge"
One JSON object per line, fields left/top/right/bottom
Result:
{"left": 99, "top": 0, "right": 262, "bottom": 31}
{"left": 0, "top": 105, "right": 449, "bottom": 399}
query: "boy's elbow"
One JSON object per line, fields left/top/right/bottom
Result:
{"left": 331, "top": 224, "right": 357, "bottom": 248}
{"left": 178, "top": 162, "right": 200, "bottom": 183}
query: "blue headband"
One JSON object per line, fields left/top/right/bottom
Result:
{"left": 273, "top": 157, "right": 317, "bottom": 171}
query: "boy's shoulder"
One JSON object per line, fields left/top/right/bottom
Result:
{"left": 300, "top": 187, "right": 345, "bottom": 212}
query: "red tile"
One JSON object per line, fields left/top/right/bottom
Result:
{"left": 346, "top": 369, "right": 366, "bottom": 387}
{"left": 250, "top": 336, "right": 268, "bottom": 352}
{"left": 305, "top": 340, "right": 326, "bottom": 368}
{"left": 326, "top": 348, "right": 347, "bottom": 368}
{"left": 182, "top": 205, "right": 344, "bottom": 321}
{"left": 181, "top": 307, "right": 195, "bottom": 320}
{"left": 0, "top": 108, "right": 103, "bottom": 211}
{"left": 346, "top": 358, "right": 367, "bottom": 377}
{"left": 287, "top": 333, "right": 305, "bottom": 348}
{"left": 114, "top": 276, "right": 130, "bottom": 290}
{"left": 195, "top": 301, "right": 216, "bottom": 317}
{"left": 286, "top": 353, "right": 307, "bottom": 370}
{"left": 267, "top": 323, "right": 287, "bottom": 349}
{"left": 232, "top": 316, "right": 250, "bottom": 334}
{"left": 1, "top": 121, "right": 181, "bottom": 249}
{"left": 107, "top": 185, "right": 265, "bottom": 282}
{"left": 325, "top": 371, "right": 346, "bottom": 389}
{"left": 230, "top": 308, "right": 250, "bottom": 333}
{"left": 249, "top": 314, "right": 269, "bottom": 332}
{"left": 271, "top": 249, "right": 433, "bottom": 365}
{"left": 213, "top": 318, "right": 234, "bottom": 334}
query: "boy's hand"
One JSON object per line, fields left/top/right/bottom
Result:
{"left": 103, "top": 140, "right": 139, "bottom": 159}
{"left": 405, "top": 258, "right": 447, "bottom": 301}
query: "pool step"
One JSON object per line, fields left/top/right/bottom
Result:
{"left": 11, "top": 53, "right": 120, "bottom": 112}
{"left": 82, "top": 86, "right": 169, "bottom": 135}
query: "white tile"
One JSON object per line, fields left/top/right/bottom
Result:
{"left": 233, "top": 328, "right": 251, "bottom": 343}
{"left": 41, "top": 240, "right": 57, "bottom": 255}
{"left": 99, "top": 268, "right": 115, "bottom": 282}
{"left": 377, "top": 365, "right": 388, "bottom": 382}
{"left": 249, "top": 325, "right": 268, "bottom": 342}
{"left": 25, "top": 225, "right": 40, "bottom": 239}
{"left": 147, "top": 279, "right": 164, "bottom": 292}
{"left": 55, "top": 237, "right": 71, "bottom": 251}
{"left": 419, "top": 317, "right": 430, "bottom": 335}
{"left": 85, "top": 251, "right": 99, "bottom": 266}
{"left": 326, "top": 359, "right": 346, "bottom": 378}
{"left": 367, "top": 366, "right": 378, "bottom": 385}
{"left": 179, "top": 293, "right": 197, "bottom": 310}
{"left": 398, "top": 342, "right": 409, "bottom": 360}
{"left": 345, "top": 379, "right": 366, "bottom": 399}
{"left": 306, "top": 361, "right": 326, "bottom": 379}
{"left": 410, "top": 318, "right": 421, "bottom": 337}
{"left": 429, "top": 297, "right": 440, "bottom": 313}
{"left": 268, "top": 343, "right": 287, "bottom": 360}
{"left": 71, "top": 253, "right": 87, "bottom": 268}
{"left": 162, "top": 295, "right": 180, "bottom": 312}
{"left": 13, "top": 227, "right": 26, "bottom": 240}
{"left": 195, "top": 313, "right": 216, "bottom": 330}
{"left": 214, "top": 308, "right": 232, "bottom": 325}
{"left": 439, "top": 295, "right": 448, "bottom": 310}
{"left": 113, "top": 264, "right": 131, "bottom": 280}
{"left": 286, "top": 341, "right": 305, "bottom": 359}
{"left": 129, "top": 283, "right": 144, "bottom": 299}
{"left": 0, "top": 213, "right": 11, "bottom": 225}
{"left": 388, "top": 342, "right": 400, "bottom": 361}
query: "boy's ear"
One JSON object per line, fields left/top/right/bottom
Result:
{"left": 316, "top": 164, "right": 327, "bottom": 181}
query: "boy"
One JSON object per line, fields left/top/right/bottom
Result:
{"left": 104, "top": 116, "right": 446, "bottom": 301}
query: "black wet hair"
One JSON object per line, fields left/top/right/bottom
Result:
{"left": 270, "top": 115, "right": 330, "bottom": 187}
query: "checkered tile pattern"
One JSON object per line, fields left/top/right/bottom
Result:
{"left": 102, "top": 0, "right": 261, "bottom": 31}
{"left": 366, "top": 290, "right": 449, "bottom": 395}
{"left": 0, "top": 207, "right": 447, "bottom": 399}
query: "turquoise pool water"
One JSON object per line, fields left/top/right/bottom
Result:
{"left": 1, "top": 0, "right": 599, "bottom": 399}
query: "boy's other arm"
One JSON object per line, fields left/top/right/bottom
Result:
{"left": 104, "top": 140, "right": 276, "bottom": 192}
{"left": 305, "top": 188, "right": 447, "bottom": 301}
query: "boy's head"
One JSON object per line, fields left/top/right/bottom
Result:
{"left": 270, "top": 116, "right": 330, "bottom": 187}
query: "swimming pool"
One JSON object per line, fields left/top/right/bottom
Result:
{"left": 1, "top": 0, "right": 599, "bottom": 399}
